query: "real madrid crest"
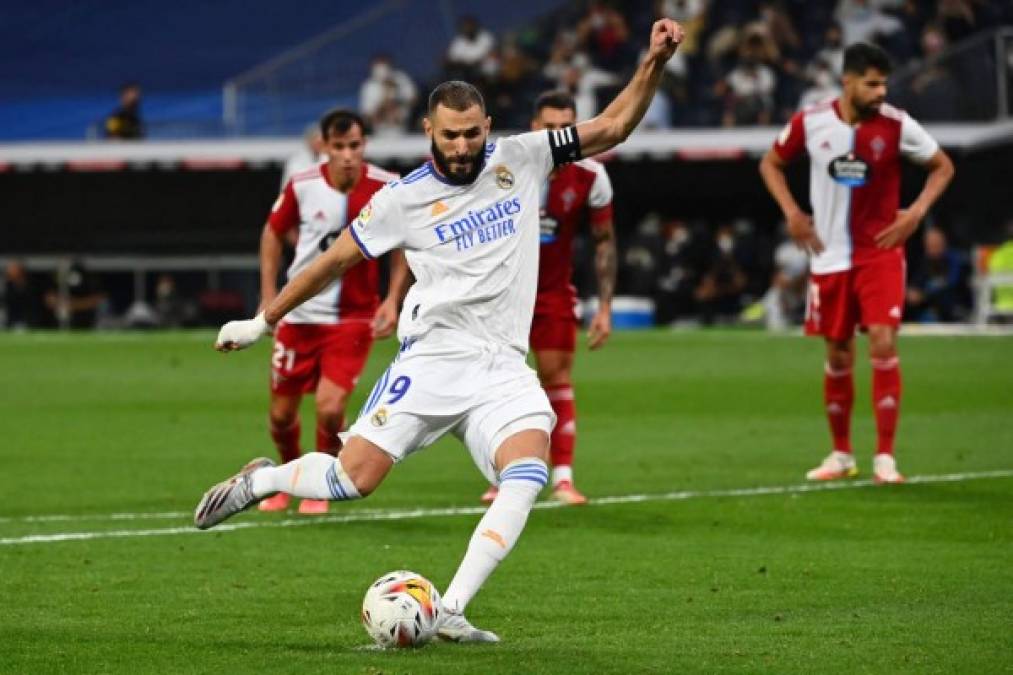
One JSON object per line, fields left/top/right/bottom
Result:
{"left": 371, "top": 406, "right": 388, "bottom": 427}
{"left": 495, "top": 165, "right": 514, "bottom": 190}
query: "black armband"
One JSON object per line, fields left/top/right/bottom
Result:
{"left": 548, "top": 125, "right": 582, "bottom": 166}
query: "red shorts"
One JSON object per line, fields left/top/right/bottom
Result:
{"left": 804, "top": 256, "right": 905, "bottom": 341}
{"left": 270, "top": 321, "right": 374, "bottom": 396}
{"left": 530, "top": 313, "right": 578, "bottom": 353}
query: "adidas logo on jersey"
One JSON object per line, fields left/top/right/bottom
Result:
{"left": 431, "top": 201, "right": 448, "bottom": 217}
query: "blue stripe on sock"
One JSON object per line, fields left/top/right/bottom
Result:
{"left": 501, "top": 471, "right": 549, "bottom": 483}
{"left": 500, "top": 462, "right": 549, "bottom": 486}
{"left": 501, "top": 467, "right": 549, "bottom": 479}
{"left": 501, "top": 465, "right": 548, "bottom": 477}
{"left": 325, "top": 464, "right": 347, "bottom": 500}
{"left": 501, "top": 475, "right": 549, "bottom": 486}
{"left": 501, "top": 464, "right": 548, "bottom": 477}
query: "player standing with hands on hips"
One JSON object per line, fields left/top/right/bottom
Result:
{"left": 195, "top": 18, "right": 684, "bottom": 643}
{"left": 759, "top": 43, "right": 954, "bottom": 484}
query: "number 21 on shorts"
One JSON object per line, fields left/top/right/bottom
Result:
{"left": 272, "top": 341, "right": 296, "bottom": 372}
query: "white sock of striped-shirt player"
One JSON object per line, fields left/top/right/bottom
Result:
{"left": 441, "top": 458, "right": 548, "bottom": 614}
{"left": 250, "top": 452, "right": 361, "bottom": 501}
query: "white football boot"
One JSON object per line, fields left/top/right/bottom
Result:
{"left": 805, "top": 450, "right": 858, "bottom": 481}
{"left": 873, "top": 453, "right": 905, "bottom": 484}
{"left": 194, "top": 457, "right": 275, "bottom": 529}
{"left": 437, "top": 609, "right": 500, "bottom": 643}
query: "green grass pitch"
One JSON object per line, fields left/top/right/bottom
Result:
{"left": 1, "top": 329, "right": 1010, "bottom": 674}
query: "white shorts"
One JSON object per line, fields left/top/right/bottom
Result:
{"left": 344, "top": 344, "right": 555, "bottom": 484}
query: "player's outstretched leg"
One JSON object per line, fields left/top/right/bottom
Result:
{"left": 193, "top": 438, "right": 392, "bottom": 530}
{"left": 194, "top": 457, "right": 276, "bottom": 529}
{"left": 441, "top": 430, "right": 550, "bottom": 643}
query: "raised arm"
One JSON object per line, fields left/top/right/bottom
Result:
{"left": 215, "top": 229, "right": 365, "bottom": 351}
{"left": 575, "top": 18, "right": 684, "bottom": 158}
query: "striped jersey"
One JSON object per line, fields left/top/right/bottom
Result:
{"left": 773, "top": 98, "right": 939, "bottom": 274}
{"left": 269, "top": 162, "right": 397, "bottom": 323}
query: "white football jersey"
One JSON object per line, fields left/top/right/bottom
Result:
{"left": 350, "top": 130, "right": 570, "bottom": 355}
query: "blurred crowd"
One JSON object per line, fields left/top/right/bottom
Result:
{"left": 356, "top": 0, "right": 1011, "bottom": 133}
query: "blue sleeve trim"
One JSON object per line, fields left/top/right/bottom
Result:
{"left": 349, "top": 224, "right": 375, "bottom": 260}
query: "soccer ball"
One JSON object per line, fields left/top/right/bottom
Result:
{"left": 361, "top": 570, "right": 442, "bottom": 648}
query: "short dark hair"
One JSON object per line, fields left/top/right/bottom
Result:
{"left": 843, "top": 42, "right": 893, "bottom": 76}
{"left": 427, "top": 80, "right": 485, "bottom": 115}
{"left": 533, "top": 90, "right": 576, "bottom": 116}
{"left": 319, "top": 108, "right": 366, "bottom": 139}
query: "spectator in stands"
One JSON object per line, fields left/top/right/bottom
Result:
{"left": 656, "top": 0, "right": 706, "bottom": 58}
{"left": 281, "top": 124, "right": 325, "bottom": 187}
{"left": 906, "top": 227, "right": 970, "bottom": 322}
{"left": 757, "top": 1, "right": 802, "bottom": 60}
{"left": 484, "top": 36, "right": 538, "bottom": 129}
{"left": 43, "top": 261, "right": 105, "bottom": 329}
{"left": 576, "top": 1, "right": 634, "bottom": 73}
{"left": 154, "top": 273, "right": 196, "bottom": 328}
{"left": 717, "top": 31, "right": 777, "bottom": 126}
{"left": 3, "top": 261, "right": 41, "bottom": 330}
{"left": 359, "top": 54, "right": 418, "bottom": 135}
{"left": 103, "top": 83, "right": 144, "bottom": 140}
{"left": 653, "top": 218, "right": 704, "bottom": 325}
{"left": 761, "top": 230, "right": 810, "bottom": 330}
{"left": 798, "top": 57, "right": 841, "bottom": 109}
{"left": 445, "top": 16, "right": 496, "bottom": 82}
{"left": 906, "top": 23, "right": 959, "bottom": 121}
{"left": 936, "top": 0, "right": 979, "bottom": 44}
{"left": 550, "top": 51, "right": 620, "bottom": 121}
{"left": 694, "top": 224, "right": 748, "bottom": 325}
{"left": 835, "top": 0, "right": 904, "bottom": 47}
{"left": 814, "top": 22, "right": 845, "bottom": 78}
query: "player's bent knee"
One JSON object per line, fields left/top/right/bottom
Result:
{"left": 494, "top": 428, "right": 551, "bottom": 472}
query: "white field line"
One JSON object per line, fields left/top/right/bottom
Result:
{"left": 1, "top": 469, "right": 1010, "bottom": 547}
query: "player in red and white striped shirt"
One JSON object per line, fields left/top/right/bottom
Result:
{"left": 760, "top": 43, "right": 954, "bottom": 483}
{"left": 259, "top": 109, "right": 409, "bottom": 514}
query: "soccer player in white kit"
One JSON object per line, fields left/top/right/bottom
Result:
{"left": 195, "top": 18, "right": 685, "bottom": 643}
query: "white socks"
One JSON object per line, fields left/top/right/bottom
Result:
{"left": 442, "top": 458, "right": 548, "bottom": 613}
{"left": 250, "top": 452, "right": 361, "bottom": 501}
{"left": 551, "top": 465, "right": 573, "bottom": 485}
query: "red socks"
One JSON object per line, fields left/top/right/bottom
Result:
{"left": 824, "top": 363, "right": 854, "bottom": 453}
{"left": 871, "top": 356, "right": 901, "bottom": 455}
{"left": 269, "top": 419, "right": 301, "bottom": 463}
{"left": 546, "top": 384, "right": 576, "bottom": 469}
